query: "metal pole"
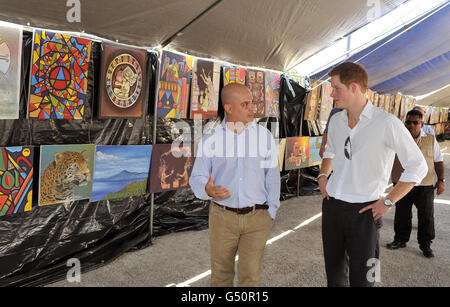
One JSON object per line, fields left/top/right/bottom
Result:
{"left": 150, "top": 50, "right": 161, "bottom": 239}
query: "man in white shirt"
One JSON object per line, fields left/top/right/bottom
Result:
{"left": 387, "top": 109, "right": 445, "bottom": 258}
{"left": 318, "top": 62, "right": 428, "bottom": 287}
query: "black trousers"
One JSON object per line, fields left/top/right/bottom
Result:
{"left": 393, "top": 185, "right": 435, "bottom": 248}
{"left": 322, "top": 197, "right": 382, "bottom": 287}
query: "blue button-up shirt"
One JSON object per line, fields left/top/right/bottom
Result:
{"left": 189, "top": 118, "right": 280, "bottom": 219}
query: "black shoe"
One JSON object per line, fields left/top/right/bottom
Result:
{"left": 386, "top": 240, "right": 407, "bottom": 250}
{"left": 421, "top": 247, "right": 434, "bottom": 258}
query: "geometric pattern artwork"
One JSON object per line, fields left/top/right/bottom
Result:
{"left": 157, "top": 50, "right": 193, "bottom": 119}
{"left": 98, "top": 43, "right": 147, "bottom": 118}
{"left": 246, "top": 69, "right": 265, "bottom": 118}
{"left": 223, "top": 66, "right": 246, "bottom": 86}
{"left": 149, "top": 143, "right": 194, "bottom": 193}
{"left": 304, "top": 81, "right": 321, "bottom": 121}
{"left": 318, "top": 81, "right": 333, "bottom": 122}
{"left": 39, "top": 144, "right": 95, "bottom": 206}
{"left": 0, "top": 146, "right": 33, "bottom": 216}
{"left": 265, "top": 71, "right": 281, "bottom": 118}
{"left": 0, "top": 24, "right": 22, "bottom": 119}
{"left": 189, "top": 58, "right": 220, "bottom": 119}
{"left": 91, "top": 145, "right": 152, "bottom": 201}
{"left": 284, "top": 136, "right": 309, "bottom": 171}
{"left": 28, "top": 29, "right": 91, "bottom": 119}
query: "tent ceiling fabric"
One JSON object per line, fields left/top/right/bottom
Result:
{"left": 417, "top": 85, "right": 450, "bottom": 107}
{"left": 311, "top": 1, "right": 450, "bottom": 105}
{"left": 0, "top": 0, "right": 404, "bottom": 71}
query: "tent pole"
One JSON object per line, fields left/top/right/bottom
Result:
{"left": 161, "top": 0, "right": 223, "bottom": 47}
{"left": 150, "top": 50, "right": 161, "bottom": 240}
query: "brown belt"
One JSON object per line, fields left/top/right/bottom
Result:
{"left": 213, "top": 202, "right": 268, "bottom": 214}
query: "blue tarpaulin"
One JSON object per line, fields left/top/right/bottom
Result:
{"left": 311, "top": 1, "right": 450, "bottom": 97}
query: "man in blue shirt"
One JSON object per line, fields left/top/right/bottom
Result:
{"left": 189, "top": 83, "right": 280, "bottom": 287}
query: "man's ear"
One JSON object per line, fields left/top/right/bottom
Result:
{"left": 223, "top": 103, "right": 232, "bottom": 115}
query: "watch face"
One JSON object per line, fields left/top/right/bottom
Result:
{"left": 384, "top": 198, "right": 393, "bottom": 206}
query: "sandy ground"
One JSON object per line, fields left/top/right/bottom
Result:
{"left": 49, "top": 140, "right": 450, "bottom": 287}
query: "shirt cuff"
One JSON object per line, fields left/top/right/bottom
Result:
{"left": 268, "top": 204, "right": 279, "bottom": 220}
{"left": 398, "top": 172, "right": 423, "bottom": 185}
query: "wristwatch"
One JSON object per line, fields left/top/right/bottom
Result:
{"left": 384, "top": 198, "right": 394, "bottom": 207}
{"left": 438, "top": 178, "right": 445, "bottom": 183}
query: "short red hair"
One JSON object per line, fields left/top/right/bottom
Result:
{"left": 328, "top": 62, "right": 368, "bottom": 93}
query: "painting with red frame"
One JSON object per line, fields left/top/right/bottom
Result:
{"left": 28, "top": 29, "right": 91, "bottom": 119}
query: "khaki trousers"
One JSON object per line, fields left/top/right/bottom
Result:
{"left": 209, "top": 202, "right": 272, "bottom": 287}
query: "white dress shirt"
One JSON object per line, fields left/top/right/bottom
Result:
{"left": 324, "top": 101, "right": 428, "bottom": 203}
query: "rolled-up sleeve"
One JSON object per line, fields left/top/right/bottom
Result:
{"left": 387, "top": 117, "right": 428, "bottom": 184}
{"left": 323, "top": 116, "right": 336, "bottom": 159}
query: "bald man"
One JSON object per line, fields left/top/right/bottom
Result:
{"left": 189, "top": 83, "right": 280, "bottom": 287}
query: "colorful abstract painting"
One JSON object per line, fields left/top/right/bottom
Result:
{"left": 265, "top": 72, "right": 281, "bottom": 118}
{"left": 39, "top": 144, "right": 95, "bottom": 206}
{"left": 304, "top": 81, "right": 321, "bottom": 120}
{"left": 384, "top": 95, "right": 391, "bottom": 113}
{"left": 430, "top": 107, "right": 441, "bottom": 125}
{"left": 91, "top": 145, "right": 152, "bottom": 201}
{"left": 246, "top": 69, "right": 265, "bottom": 118}
{"left": 149, "top": 143, "right": 194, "bottom": 193}
{"left": 0, "top": 147, "right": 33, "bottom": 216}
{"left": 284, "top": 137, "right": 309, "bottom": 171}
{"left": 300, "top": 136, "right": 322, "bottom": 168}
{"left": 318, "top": 81, "right": 333, "bottom": 122}
{"left": 189, "top": 58, "right": 220, "bottom": 119}
{"left": 223, "top": 66, "right": 245, "bottom": 85}
{"left": 98, "top": 43, "right": 147, "bottom": 118}
{"left": 157, "top": 50, "right": 193, "bottom": 119}
{"left": 0, "top": 24, "right": 22, "bottom": 119}
{"left": 28, "top": 29, "right": 91, "bottom": 119}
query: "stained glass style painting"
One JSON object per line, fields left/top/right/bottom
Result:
{"left": 0, "top": 146, "right": 33, "bottom": 216}
{"left": 98, "top": 43, "right": 147, "bottom": 118}
{"left": 0, "top": 24, "right": 22, "bottom": 119}
{"left": 246, "top": 69, "right": 265, "bottom": 118}
{"left": 39, "top": 144, "right": 95, "bottom": 206}
{"left": 157, "top": 50, "right": 193, "bottom": 119}
{"left": 149, "top": 143, "right": 194, "bottom": 193}
{"left": 92, "top": 145, "right": 152, "bottom": 202}
{"left": 284, "top": 137, "right": 309, "bottom": 171}
{"left": 190, "top": 58, "right": 220, "bottom": 119}
{"left": 223, "top": 66, "right": 245, "bottom": 85}
{"left": 28, "top": 29, "right": 91, "bottom": 119}
{"left": 265, "top": 72, "right": 281, "bottom": 118}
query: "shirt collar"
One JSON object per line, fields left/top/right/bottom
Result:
{"left": 220, "top": 115, "right": 256, "bottom": 132}
{"left": 342, "top": 100, "right": 374, "bottom": 120}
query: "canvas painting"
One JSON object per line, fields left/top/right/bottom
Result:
{"left": 278, "top": 138, "right": 286, "bottom": 172}
{"left": 384, "top": 95, "right": 391, "bottom": 113}
{"left": 223, "top": 66, "right": 245, "bottom": 85}
{"left": 98, "top": 43, "right": 147, "bottom": 118}
{"left": 0, "top": 146, "right": 33, "bottom": 216}
{"left": 189, "top": 58, "right": 220, "bottom": 119}
{"left": 299, "top": 136, "right": 322, "bottom": 168}
{"left": 246, "top": 69, "right": 266, "bottom": 118}
{"left": 284, "top": 137, "right": 309, "bottom": 171}
{"left": 91, "top": 145, "right": 152, "bottom": 202}
{"left": 0, "top": 24, "right": 22, "bottom": 119}
{"left": 318, "top": 81, "right": 333, "bottom": 122}
{"left": 304, "top": 81, "right": 321, "bottom": 120}
{"left": 149, "top": 143, "right": 194, "bottom": 193}
{"left": 431, "top": 107, "right": 440, "bottom": 125}
{"left": 378, "top": 94, "right": 385, "bottom": 110}
{"left": 265, "top": 72, "right": 281, "bottom": 118}
{"left": 372, "top": 92, "right": 379, "bottom": 107}
{"left": 157, "top": 50, "right": 193, "bottom": 119}
{"left": 39, "top": 144, "right": 95, "bottom": 206}
{"left": 28, "top": 30, "right": 91, "bottom": 119}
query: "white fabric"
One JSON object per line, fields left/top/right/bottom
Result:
{"left": 324, "top": 101, "right": 428, "bottom": 203}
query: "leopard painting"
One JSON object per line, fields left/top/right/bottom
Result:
{"left": 39, "top": 150, "right": 91, "bottom": 206}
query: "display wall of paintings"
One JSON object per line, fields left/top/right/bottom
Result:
{"left": 98, "top": 43, "right": 147, "bottom": 118}
{"left": 223, "top": 66, "right": 246, "bottom": 85}
{"left": 39, "top": 144, "right": 95, "bottom": 206}
{"left": 157, "top": 50, "right": 193, "bottom": 119}
{"left": 304, "top": 81, "right": 321, "bottom": 121}
{"left": 28, "top": 29, "right": 91, "bottom": 119}
{"left": 265, "top": 72, "right": 281, "bottom": 118}
{"left": 0, "top": 24, "right": 22, "bottom": 119}
{"left": 246, "top": 69, "right": 266, "bottom": 118}
{"left": 149, "top": 143, "right": 195, "bottom": 193}
{"left": 190, "top": 58, "right": 220, "bottom": 119}
{"left": 0, "top": 146, "right": 34, "bottom": 216}
{"left": 91, "top": 145, "right": 152, "bottom": 201}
